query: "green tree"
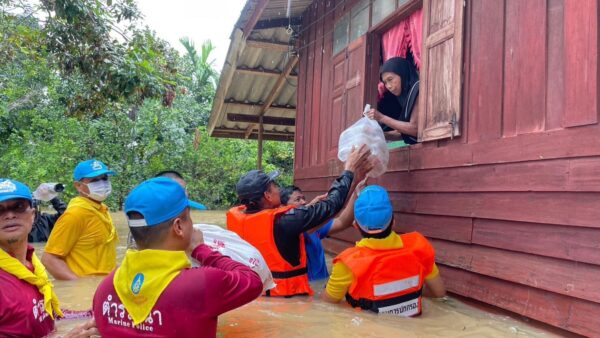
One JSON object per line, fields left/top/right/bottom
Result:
{"left": 0, "top": 0, "right": 294, "bottom": 211}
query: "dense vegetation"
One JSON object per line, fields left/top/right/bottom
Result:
{"left": 0, "top": 0, "right": 294, "bottom": 210}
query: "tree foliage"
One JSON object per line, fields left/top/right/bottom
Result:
{"left": 0, "top": 0, "right": 294, "bottom": 210}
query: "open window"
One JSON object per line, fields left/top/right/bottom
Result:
{"left": 331, "top": 0, "right": 465, "bottom": 147}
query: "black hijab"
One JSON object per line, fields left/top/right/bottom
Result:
{"left": 379, "top": 55, "right": 419, "bottom": 110}
{"left": 377, "top": 54, "right": 420, "bottom": 144}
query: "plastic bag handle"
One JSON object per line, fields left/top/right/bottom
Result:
{"left": 362, "top": 104, "right": 371, "bottom": 118}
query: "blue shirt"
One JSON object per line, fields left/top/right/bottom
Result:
{"left": 303, "top": 219, "right": 334, "bottom": 281}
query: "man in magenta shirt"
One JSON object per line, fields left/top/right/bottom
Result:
{"left": 93, "top": 177, "right": 262, "bottom": 337}
{"left": 0, "top": 178, "right": 97, "bottom": 338}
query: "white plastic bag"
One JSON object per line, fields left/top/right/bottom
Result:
{"left": 32, "top": 183, "right": 59, "bottom": 201}
{"left": 192, "top": 224, "right": 275, "bottom": 292}
{"left": 337, "top": 116, "right": 389, "bottom": 178}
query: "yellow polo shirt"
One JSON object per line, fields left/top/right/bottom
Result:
{"left": 325, "top": 232, "right": 439, "bottom": 301}
{"left": 45, "top": 196, "right": 118, "bottom": 276}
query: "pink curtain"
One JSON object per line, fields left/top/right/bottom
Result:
{"left": 378, "top": 9, "right": 423, "bottom": 99}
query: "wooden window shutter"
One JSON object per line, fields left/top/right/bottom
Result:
{"left": 418, "top": 0, "right": 465, "bottom": 142}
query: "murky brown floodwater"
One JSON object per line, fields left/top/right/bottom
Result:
{"left": 33, "top": 211, "right": 561, "bottom": 338}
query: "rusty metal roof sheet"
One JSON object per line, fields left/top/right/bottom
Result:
{"left": 208, "top": 0, "right": 313, "bottom": 142}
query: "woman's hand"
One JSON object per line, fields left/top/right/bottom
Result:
{"left": 366, "top": 108, "right": 385, "bottom": 122}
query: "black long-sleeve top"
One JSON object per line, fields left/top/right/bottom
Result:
{"left": 28, "top": 197, "right": 67, "bottom": 242}
{"left": 273, "top": 170, "right": 354, "bottom": 266}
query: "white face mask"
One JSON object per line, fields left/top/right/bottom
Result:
{"left": 85, "top": 180, "right": 112, "bottom": 202}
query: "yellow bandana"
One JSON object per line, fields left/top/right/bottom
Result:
{"left": 69, "top": 196, "right": 117, "bottom": 243}
{"left": 114, "top": 249, "right": 191, "bottom": 325}
{"left": 0, "top": 249, "right": 63, "bottom": 319}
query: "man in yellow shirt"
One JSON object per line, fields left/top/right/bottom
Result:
{"left": 322, "top": 185, "right": 446, "bottom": 316}
{"left": 42, "top": 159, "right": 118, "bottom": 280}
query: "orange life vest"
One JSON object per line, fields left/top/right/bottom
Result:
{"left": 334, "top": 232, "right": 435, "bottom": 316}
{"left": 227, "top": 205, "right": 313, "bottom": 297}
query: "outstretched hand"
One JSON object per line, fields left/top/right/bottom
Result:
{"left": 307, "top": 193, "right": 328, "bottom": 206}
{"left": 344, "top": 144, "right": 375, "bottom": 182}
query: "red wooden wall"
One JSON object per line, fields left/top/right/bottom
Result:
{"left": 293, "top": 0, "right": 600, "bottom": 337}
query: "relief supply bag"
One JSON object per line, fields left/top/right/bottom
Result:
{"left": 337, "top": 115, "right": 389, "bottom": 178}
{"left": 192, "top": 224, "right": 276, "bottom": 292}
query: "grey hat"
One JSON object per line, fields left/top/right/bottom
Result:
{"left": 236, "top": 170, "right": 280, "bottom": 201}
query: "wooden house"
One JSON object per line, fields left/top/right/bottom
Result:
{"left": 209, "top": 1, "right": 600, "bottom": 336}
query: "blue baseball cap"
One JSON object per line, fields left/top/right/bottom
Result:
{"left": 0, "top": 179, "right": 33, "bottom": 204}
{"left": 73, "top": 159, "right": 116, "bottom": 181}
{"left": 354, "top": 185, "right": 393, "bottom": 233}
{"left": 189, "top": 200, "right": 208, "bottom": 210}
{"left": 124, "top": 177, "right": 190, "bottom": 227}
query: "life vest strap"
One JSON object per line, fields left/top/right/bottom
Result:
{"left": 271, "top": 267, "right": 308, "bottom": 279}
{"left": 345, "top": 289, "right": 423, "bottom": 313}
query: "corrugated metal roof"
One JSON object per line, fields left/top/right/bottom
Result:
{"left": 208, "top": 0, "right": 313, "bottom": 142}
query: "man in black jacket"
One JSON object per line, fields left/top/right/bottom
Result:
{"left": 227, "top": 145, "right": 374, "bottom": 297}
{"left": 28, "top": 196, "right": 67, "bottom": 242}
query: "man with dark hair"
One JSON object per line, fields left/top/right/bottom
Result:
{"left": 0, "top": 178, "right": 98, "bottom": 337}
{"left": 323, "top": 185, "right": 446, "bottom": 317}
{"left": 93, "top": 177, "right": 262, "bottom": 337}
{"left": 228, "top": 145, "right": 374, "bottom": 297}
{"left": 280, "top": 183, "right": 362, "bottom": 281}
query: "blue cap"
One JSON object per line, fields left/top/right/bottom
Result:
{"left": 124, "top": 177, "right": 190, "bottom": 227}
{"left": 0, "top": 179, "right": 33, "bottom": 203}
{"left": 73, "top": 159, "right": 116, "bottom": 181}
{"left": 189, "top": 200, "right": 208, "bottom": 210}
{"left": 354, "top": 185, "right": 393, "bottom": 233}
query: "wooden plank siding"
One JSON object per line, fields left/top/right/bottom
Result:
{"left": 294, "top": 0, "right": 600, "bottom": 336}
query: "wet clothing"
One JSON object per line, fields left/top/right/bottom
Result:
{"left": 45, "top": 196, "right": 118, "bottom": 276}
{"left": 28, "top": 197, "right": 67, "bottom": 242}
{"left": 228, "top": 205, "right": 312, "bottom": 297}
{"left": 227, "top": 170, "right": 354, "bottom": 296}
{"left": 378, "top": 55, "right": 420, "bottom": 144}
{"left": 93, "top": 244, "right": 262, "bottom": 338}
{"left": 304, "top": 219, "right": 334, "bottom": 281}
{"left": 274, "top": 171, "right": 354, "bottom": 266}
{"left": 113, "top": 250, "right": 192, "bottom": 325}
{"left": 0, "top": 246, "right": 56, "bottom": 337}
{"left": 326, "top": 231, "right": 438, "bottom": 316}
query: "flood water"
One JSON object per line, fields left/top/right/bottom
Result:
{"left": 33, "top": 210, "right": 561, "bottom": 338}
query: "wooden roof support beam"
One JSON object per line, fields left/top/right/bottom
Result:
{"left": 235, "top": 67, "right": 298, "bottom": 79}
{"left": 246, "top": 39, "right": 290, "bottom": 52}
{"left": 225, "top": 100, "right": 296, "bottom": 111}
{"left": 213, "top": 128, "right": 294, "bottom": 142}
{"left": 244, "top": 55, "right": 299, "bottom": 139}
{"left": 242, "top": 0, "right": 270, "bottom": 38}
{"left": 254, "top": 16, "right": 303, "bottom": 30}
{"left": 227, "top": 113, "right": 295, "bottom": 126}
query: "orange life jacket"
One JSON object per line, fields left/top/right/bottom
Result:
{"left": 227, "top": 205, "right": 313, "bottom": 297}
{"left": 334, "top": 232, "right": 435, "bottom": 316}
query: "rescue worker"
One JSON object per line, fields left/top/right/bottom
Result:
{"left": 227, "top": 145, "right": 374, "bottom": 297}
{"left": 322, "top": 185, "right": 446, "bottom": 316}
{"left": 42, "top": 159, "right": 119, "bottom": 280}
{"left": 0, "top": 178, "right": 98, "bottom": 337}
{"left": 93, "top": 177, "right": 262, "bottom": 337}
{"left": 280, "top": 180, "right": 364, "bottom": 281}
